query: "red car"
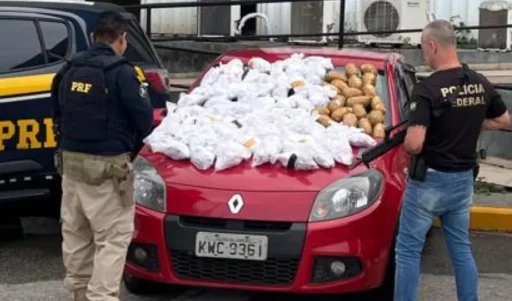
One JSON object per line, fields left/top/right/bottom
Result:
{"left": 123, "top": 47, "right": 418, "bottom": 298}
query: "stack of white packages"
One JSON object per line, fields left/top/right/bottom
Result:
{"left": 143, "top": 53, "right": 378, "bottom": 171}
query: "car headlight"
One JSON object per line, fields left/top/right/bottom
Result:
{"left": 133, "top": 156, "right": 166, "bottom": 212}
{"left": 309, "top": 169, "right": 384, "bottom": 222}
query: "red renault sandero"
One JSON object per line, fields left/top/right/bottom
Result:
{"left": 122, "top": 47, "right": 418, "bottom": 299}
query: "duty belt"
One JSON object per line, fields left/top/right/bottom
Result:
{"left": 62, "top": 151, "right": 131, "bottom": 185}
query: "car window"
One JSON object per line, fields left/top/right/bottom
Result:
{"left": 123, "top": 20, "right": 158, "bottom": 64}
{"left": 403, "top": 71, "right": 416, "bottom": 96}
{"left": 395, "top": 71, "right": 410, "bottom": 120}
{"left": 394, "top": 62, "right": 417, "bottom": 120}
{"left": 39, "top": 21, "right": 70, "bottom": 63}
{"left": 477, "top": 87, "right": 512, "bottom": 160}
{"left": 0, "top": 19, "right": 45, "bottom": 73}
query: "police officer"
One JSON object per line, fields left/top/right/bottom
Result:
{"left": 51, "top": 11, "right": 153, "bottom": 301}
{"left": 394, "top": 20, "right": 510, "bottom": 301}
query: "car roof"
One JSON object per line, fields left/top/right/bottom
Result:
{"left": 0, "top": 0, "right": 124, "bottom": 13}
{"left": 218, "top": 47, "right": 402, "bottom": 69}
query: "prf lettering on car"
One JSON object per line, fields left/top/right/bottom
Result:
{"left": 0, "top": 119, "right": 57, "bottom": 151}
{"left": 0, "top": 73, "right": 58, "bottom": 151}
{"left": 71, "top": 81, "right": 92, "bottom": 93}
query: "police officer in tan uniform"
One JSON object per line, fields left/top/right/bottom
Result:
{"left": 51, "top": 11, "right": 153, "bottom": 301}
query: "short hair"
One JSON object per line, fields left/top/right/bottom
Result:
{"left": 422, "top": 20, "right": 457, "bottom": 47}
{"left": 92, "top": 11, "right": 129, "bottom": 44}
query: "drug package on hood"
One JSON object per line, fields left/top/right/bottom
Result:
{"left": 144, "top": 53, "right": 381, "bottom": 171}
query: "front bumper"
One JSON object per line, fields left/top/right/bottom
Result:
{"left": 125, "top": 202, "right": 396, "bottom": 294}
{"left": 165, "top": 215, "right": 305, "bottom": 286}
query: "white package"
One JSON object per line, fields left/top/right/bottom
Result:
{"left": 143, "top": 52, "right": 378, "bottom": 171}
{"left": 214, "top": 142, "right": 252, "bottom": 171}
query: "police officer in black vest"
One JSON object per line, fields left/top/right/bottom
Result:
{"left": 394, "top": 20, "right": 510, "bottom": 301}
{"left": 51, "top": 11, "right": 153, "bottom": 301}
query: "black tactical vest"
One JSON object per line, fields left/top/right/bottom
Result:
{"left": 58, "top": 52, "right": 128, "bottom": 142}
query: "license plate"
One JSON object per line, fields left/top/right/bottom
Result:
{"left": 195, "top": 232, "right": 268, "bottom": 261}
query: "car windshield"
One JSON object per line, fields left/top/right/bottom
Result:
{"left": 202, "top": 57, "right": 392, "bottom": 127}
{"left": 332, "top": 66, "right": 392, "bottom": 126}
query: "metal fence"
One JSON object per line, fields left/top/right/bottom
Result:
{"left": 124, "top": 0, "right": 512, "bottom": 50}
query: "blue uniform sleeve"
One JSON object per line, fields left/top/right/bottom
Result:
{"left": 116, "top": 65, "right": 154, "bottom": 142}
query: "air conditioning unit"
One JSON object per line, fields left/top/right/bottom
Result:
{"left": 288, "top": 0, "right": 338, "bottom": 44}
{"left": 197, "top": 0, "right": 241, "bottom": 37}
{"left": 358, "top": 0, "right": 430, "bottom": 47}
{"left": 477, "top": 0, "right": 512, "bottom": 51}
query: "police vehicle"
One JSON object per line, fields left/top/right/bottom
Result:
{"left": 0, "top": 0, "right": 170, "bottom": 238}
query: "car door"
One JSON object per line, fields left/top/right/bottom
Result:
{"left": 0, "top": 14, "right": 73, "bottom": 177}
{"left": 477, "top": 84, "right": 512, "bottom": 162}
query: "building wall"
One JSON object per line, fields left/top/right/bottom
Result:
{"left": 140, "top": 0, "right": 198, "bottom": 35}
{"left": 346, "top": 0, "right": 486, "bottom": 36}
{"left": 332, "top": 0, "right": 486, "bottom": 39}
{"left": 143, "top": 0, "right": 490, "bottom": 39}
{"left": 431, "top": 0, "right": 486, "bottom": 39}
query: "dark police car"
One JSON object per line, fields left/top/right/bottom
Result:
{"left": 0, "top": 0, "right": 170, "bottom": 238}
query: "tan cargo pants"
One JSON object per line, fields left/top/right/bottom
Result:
{"left": 59, "top": 151, "right": 135, "bottom": 301}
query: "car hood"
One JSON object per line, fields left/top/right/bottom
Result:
{"left": 141, "top": 148, "right": 369, "bottom": 222}
{"left": 142, "top": 148, "right": 366, "bottom": 192}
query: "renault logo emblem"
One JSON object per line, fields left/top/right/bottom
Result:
{"left": 228, "top": 194, "right": 244, "bottom": 214}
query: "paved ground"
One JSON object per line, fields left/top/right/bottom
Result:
{"left": 1, "top": 223, "right": 511, "bottom": 301}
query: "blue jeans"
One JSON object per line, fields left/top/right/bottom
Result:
{"left": 394, "top": 169, "right": 478, "bottom": 301}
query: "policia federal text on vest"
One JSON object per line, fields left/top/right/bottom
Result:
{"left": 361, "top": 64, "right": 482, "bottom": 181}
{"left": 408, "top": 64, "right": 470, "bottom": 181}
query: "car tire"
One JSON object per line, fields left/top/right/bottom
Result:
{"left": 0, "top": 216, "right": 24, "bottom": 242}
{"left": 123, "top": 273, "right": 183, "bottom": 296}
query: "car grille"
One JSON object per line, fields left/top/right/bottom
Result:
{"left": 170, "top": 251, "right": 299, "bottom": 286}
{"left": 179, "top": 216, "right": 292, "bottom": 232}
